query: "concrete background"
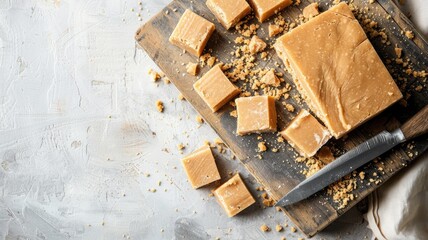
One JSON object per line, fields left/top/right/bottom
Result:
{"left": 0, "top": 0, "right": 426, "bottom": 239}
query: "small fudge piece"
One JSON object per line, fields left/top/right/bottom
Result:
{"left": 206, "top": 0, "right": 251, "bottom": 30}
{"left": 169, "top": 10, "right": 216, "bottom": 57}
{"left": 280, "top": 110, "right": 331, "bottom": 157}
{"left": 186, "top": 62, "right": 199, "bottom": 76}
{"left": 181, "top": 145, "right": 221, "bottom": 189}
{"left": 269, "top": 24, "right": 282, "bottom": 37}
{"left": 303, "top": 2, "right": 320, "bottom": 19}
{"left": 261, "top": 69, "right": 280, "bottom": 87}
{"left": 248, "top": 0, "right": 292, "bottom": 22}
{"left": 236, "top": 96, "right": 277, "bottom": 135}
{"left": 194, "top": 65, "right": 241, "bottom": 112}
{"left": 249, "top": 35, "right": 267, "bottom": 54}
{"left": 274, "top": 3, "right": 402, "bottom": 138}
{"left": 213, "top": 173, "right": 255, "bottom": 217}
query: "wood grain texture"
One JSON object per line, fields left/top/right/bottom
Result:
{"left": 135, "top": 0, "right": 428, "bottom": 237}
{"left": 401, "top": 105, "right": 428, "bottom": 140}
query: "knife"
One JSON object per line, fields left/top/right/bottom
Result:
{"left": 276, "top": 105, "right": 428, "bottom": 207}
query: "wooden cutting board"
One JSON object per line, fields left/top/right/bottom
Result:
{"left": 135, "top": 0, "right": 428, "bottom": 237}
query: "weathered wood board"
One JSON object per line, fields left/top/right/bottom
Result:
{"left": 135, "top": 0, "right": 428, "bottom": 237}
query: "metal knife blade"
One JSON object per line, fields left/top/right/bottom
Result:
{"left": 275, "top": 128, "right": 406, "bottom": 207}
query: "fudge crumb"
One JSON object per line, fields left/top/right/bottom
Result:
{"left": 394, "top": 47, "right": 402, "bottom": 59}
{"left": 230, "top": 110, "right": 237, "bottom": 118}
{"left": 178, "top": 93, "right": 185, "bottom": 101}
{"left": 261, "top": 192, "right": 275, "bottom": 207}
{"left": 207, "top": 56, "right": 217, "bottom": 67}
{"left": 261, "top": 69, "right": 280, "bottom": 87}
{"left": 369, "top": 0, "right": 375, "bottom": 3}
{"left": 177, "top": 143, "right": 185, "bottom": 150}
{"left": 186, "top": 62, "right": 199, "bottom": 76}
{"left": 249, "top": 36, "right": 267, "bottom": 54}
{"left": 285, "top": 103, "right": 295, "bottom": 112}
{"left": 156, "top": 100, "right": 164, "bottom": 112}
{"left": 269, "top": 24, "right": 282, "bottom": 37}
{"left": 275, "top": 224, "right": 283, "bottom": 232}
{"left": 148, "top": 68, "right": 161, "bottom": 82}
{"left": 258, "top": 142, "right": 267, "bottom": 152}
{"left": 303, "top": 2, "right": 319, "bottom": 19}
{"left": 260, "top": 224, "right": 270, "bottom": 232}
{"left": 196, "top": 115, "right": 204, "bottom": 124}
{"left": 359, "top": 171, "right": 365, "bottom": 180}
{"left": 290, "top": 226, "right": 297, "bottom": 233}
{"left": 405, "top": 30, "right": 414, "bottom": 40}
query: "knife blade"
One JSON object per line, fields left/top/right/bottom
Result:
{"left": 275, "top": 105, "right": 428, "bottom": 207}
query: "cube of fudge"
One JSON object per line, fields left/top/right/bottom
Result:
{"left": 181, "top": 145, "right": 221, "bottom": 189}
{"left": 248, "top": 0, "right": 292, "bottom": 22}
{"left": 213, "top": 173, "right": 255, "bottom": 217}
{"left": 303, "top": 2, "right": 320, "bottom": 19}
{"left": 194, "top": 65, "right": 241, "bottom": 112}
{"left": 274, "top": 3, "right": 402, "bottom": 138}
{"left": 206, "top": 0, "right": 251, "bottom": 30}
{"left": 236, "top": 96, "right": 277, "bottom": 135}
{"left": 261, "top": 69, "right": 280, "bottom": 87}
{"left": 169, "top": 10, "right": 216, "bottom": 57}
{"left": 280, "top": 110, "right": 331, "bottom": 157}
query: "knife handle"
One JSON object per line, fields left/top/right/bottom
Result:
{"left": 400, "top": 105, "right": 428, "bottom": 140}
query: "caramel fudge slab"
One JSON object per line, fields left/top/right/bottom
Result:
{"left": 206, "top": 0, "right": 251, "bottom": 30}
{"left": 274, "top": 2, "right": 402, "bottom": 139}
{"left": 194, "top": 65, "right": 241, "bottom": 112}
{"left": 281, "top": 110, "right": 331, "bottom": 157}
{"left": 236, "top": 96, "right": 277, "bottom": 135}
{"left": 169, "top": 9, "right": 215, "bottom": 57}
{"left": 181, "top": 145, "right": 221, "bottom": 189}
{"left": 213, "top": 173, "right": 255, "bottom": 217}
{"left": 248, "top": 0, "right": 292, "bottom": 22}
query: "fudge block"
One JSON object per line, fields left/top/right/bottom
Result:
{"left": 236, "top": 96, "right": 277, "bottom": 135}
{"left": 213, "top": 173, "right": 255, "bottom": 217}
{"left": 274, "top": 2, "right": 402, "bottom": 138}
{"left": 206, "top": 0, "right": 251, "bottom": 30}
{"left": 194, "top": 65, "right": 241, "bottom": 112}
{"left": 281, "top": 110, "right": 331, "bottom": 157}
{"left": 169, "top": 10, "right": 216, "bottom": 57}
{"left": 248, "top": 0, "right": 292, "bottom": 22}
{"left": 181, "top": 145, "right": 221, "bottom": 189}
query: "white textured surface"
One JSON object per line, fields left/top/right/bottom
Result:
{"left": 0, "top": 0, "right": 424, "bottom": 239}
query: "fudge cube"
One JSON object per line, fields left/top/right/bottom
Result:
{"left": 206, "top": 0, "right": 251, "bottom": 30}
{"left": 181, "top": 145, "right": 221, "bottom": 189}
{"left": 274, "top": 3, "right": 402, "bottom": 138}
{"left": 169, "top": 10, "right": 216, "bottom": 57}
{"left": 194, "top": 65, "right": 241, "bottom": 112}
{"left": 213, "top": 173, "right": 255, "bottom": 217}
{"left": 281, "top": 110, "right": 331, "bottom": 157}
{"left": 248, "top": 0, "right": 292, "bottom": 22}
{"left": 236, "top": 96, "right": 277, "bottom": 135}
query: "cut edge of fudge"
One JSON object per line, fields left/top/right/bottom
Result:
{"left": 206, "top": 0, "right": 252, "bottom": 30}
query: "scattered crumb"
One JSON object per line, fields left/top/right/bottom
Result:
{"left": 290, "top": 226, "right": 297, "bottom": 233}
{"left": 261, "top": 192, "right": 275, "bottom": 207}
{"left": 269, "top": 24, "right": 282, "bottom": 37}
{"left": 196, "top": 115, "right": 204, "bottom": 124}
{"left": 156, "top": 100, "right": 164, "bottom": 112}
{"left": 207, "top": 56, "right": 217, "bottom": 67}
{"left": 404, "top": 30, "right": 414, "bottom": 40}
{"left": 275, "top": 224, "right": 283, "bottom": 232}
{"left": 178, "top": 93, "right": 185, "bottom": 101}
{"left": 359, "top": 171, "right": 365, "bottom": 180}
{"left": 394, "top": 47, "right": 402, "bottom": 59}
{"left": 249, "top": 35, "right": 267, "bottom": 54}
{"left": 177, "top": 143, "right": 185, "bottom": 150}
{"left": 260, "top": 224, "right": 270, "bottom": 232}
{"left": 148, "top": 68, "right": 161, "bottom": 82}
{"left": 186, "top": 62, "right": 199, "bottom": 76}
{"left": 258, "top": 142, "right": 267, "bottom": 152}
